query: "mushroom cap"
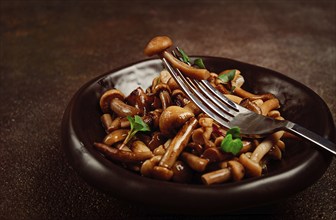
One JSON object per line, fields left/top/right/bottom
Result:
{"left": 172, "top": 160, "right": 193, "bottom": 183}
{"left": 151, "top": 166, "right": 174, "bottom": 181}
{"left": 267, "top": 145, "right": 282, "bottom": 160}
{"left": 183, "top": 102, "right": 201, "bottom": 115}
{"left": 144, "top": 36, "right": 173, "bottom": 57}
{"left": 125, "top": 87, "right": 151, "bottom": 115}
{"left": 202, "top": 147, "right": 225, "bottom": 162}
{"left": 142, "top": 109, "right": 162, "bottom": 130}
{"left": 140, "top": 155, "right": 162, "bottom": 177}
{"left": 181, "top": 152, "right": 209, "bottom": 172}
{"left": 167, "top": 77, "right": 179, "bottom": 91}
{"left": 99, "top": 89, "right": 125, "bottom": 113}
{"left": 159, "top": 70, "right": 171, "bottom": 84}
{"left": 100, "top": 113, "right": 113, "bottom": 132}
{"left": 153, "top": 145, "right": 166, "bottom": 155}
{"left": 191, "top": 128, "right": 205, "bottom": 145}
{"left": 171, "top": 89, "right": 189, "bottom": 106}
{"left": 185, "top": 142, "right": 203, "bottom": 156}
{"left": 159, "top": 106, "right": 194, "bottom": 136}
{"left": 146, "top": 132, "right": 166, "bottom": 150}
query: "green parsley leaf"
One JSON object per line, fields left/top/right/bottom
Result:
{"left": 218, "top": 69, "right": 236, "bottom": 83}
{"left": 194, "top": 58, "right": 206, "bottom": 69}
{"left": 176, "top": 48, "right": 207, "bottom": 70}
{"left": 134, "top": 115, "right": 150, "bottom": 132}
{"left": 127, "top": 115, "right": 135, "bottom": 130}
{"left": 120, "top": 115, "right": 150, "bottom": 149}
{"left": 177, "top": 48, "right": 190, "bottom": 63}
{"left": 220, "top": 127, "right": 243, "bottom": 155}
{"left": 226, "top": 126, "right": 241, "bottom": 139}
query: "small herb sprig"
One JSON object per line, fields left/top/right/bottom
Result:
{"left": 218, "top": 69, "right": 236, "bottom": 83}
{"left": 177, "top": 48, "right": 206, "bottom": 69}
{"left": 119, "top": 115, "right": 150, "bottom": 149}
{"left": 220, "top": 126, "right": 243, "bottom": 155}
{"left": 177, "top": 47, "right": 190, "bottom": 64}
{"left": 194, "top": 58, "right": 206, "bottom": 69}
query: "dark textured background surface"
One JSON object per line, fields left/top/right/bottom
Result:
{"left": 0, "top": 0, "right": 335, "bottom": 219}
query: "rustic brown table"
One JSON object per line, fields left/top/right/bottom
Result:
{"left": 1, "top": 0, "right": 335, "bottom": 219}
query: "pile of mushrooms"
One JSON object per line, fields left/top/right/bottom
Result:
{"left": 93, "top": 36, "right": 291, "bottom": 185}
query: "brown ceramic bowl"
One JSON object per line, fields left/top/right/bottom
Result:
{"left": 61, "top": 57, "right": 335, "bottom": 214}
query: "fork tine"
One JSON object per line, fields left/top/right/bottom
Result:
{"left": 192, "top": 79, "right": 237, "bottom": 116}
{"left": 180, "top": 72, "right": 234, "bottom": 121}
{"left": 161, "top": 58, "right": 231, "bottom": 128}
{"left": 186, "top": 77, "right": 235, "bottom": 117}
{"left": 171, "top": 46, "right": 240, "bottom": 112}
{"left": 200, "top": 80, "right": 240, "bottom": 111}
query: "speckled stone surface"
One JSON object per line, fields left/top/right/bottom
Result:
{"left": 0, "top": 0, "right": 335, "bottom": 219}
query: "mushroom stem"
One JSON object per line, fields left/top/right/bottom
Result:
{"left": 159, "top": 90, "right": 171, "bottom": 109}
{"left": 159, "top": 117, "right": 198, "bottom": 169}
{"left": 201, "top": 159, "right": 245, "bottom": 185}
{"left": 153, "top": 145, "right": 166, "bottom": 155}
{"left": 131, "top": 140, "right": 152, "bottom": 153}
{"left": 225, "top": 94, "right": 243, "bottom": 104}
{"left": 103, "top": 129, "right": 129, "bottom": 146}
{"left": 201, "top": 168, "right": 231, "bottom": 185}
{"left": 159, "top": 106, "right": 194, "bottom": 136}
{"left": 250, "top": 130, "right": 284, "bottom": 162}
{"left": 94, "top": 142, "right": 153, "bottom": 163}
{"left": 153, "top": 83, "right": 172, "bottom": 110}
{"left": 233, "top": 87, "right": 255, "bottom": 99}
{"left": 260, "top": 98, "right": 280, "bottom": 116}
{"left": 239, "top": 153, "right": 262, "bottom": 177}
{"left": 239, "top": 130, "right": 284, "bottom": 177}
{"left": 100, "top": 114, "right": 113, "bottom": 133}
{"left": 228, "top": 160, "right": 245, "bottom": 181}
{"left": 110, "top": 98, "right": 140, "bottom": 117}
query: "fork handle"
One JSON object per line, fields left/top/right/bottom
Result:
{"left": 285, "top": 122, "right": 336, "bottom": 155}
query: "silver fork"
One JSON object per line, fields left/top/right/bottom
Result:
{"left": 161, "top": 55, "right": 336, "bottom": 156}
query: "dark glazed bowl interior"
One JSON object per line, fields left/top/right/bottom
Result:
{"left": 61, "top": 57, "right": 334, "bottom": 214}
